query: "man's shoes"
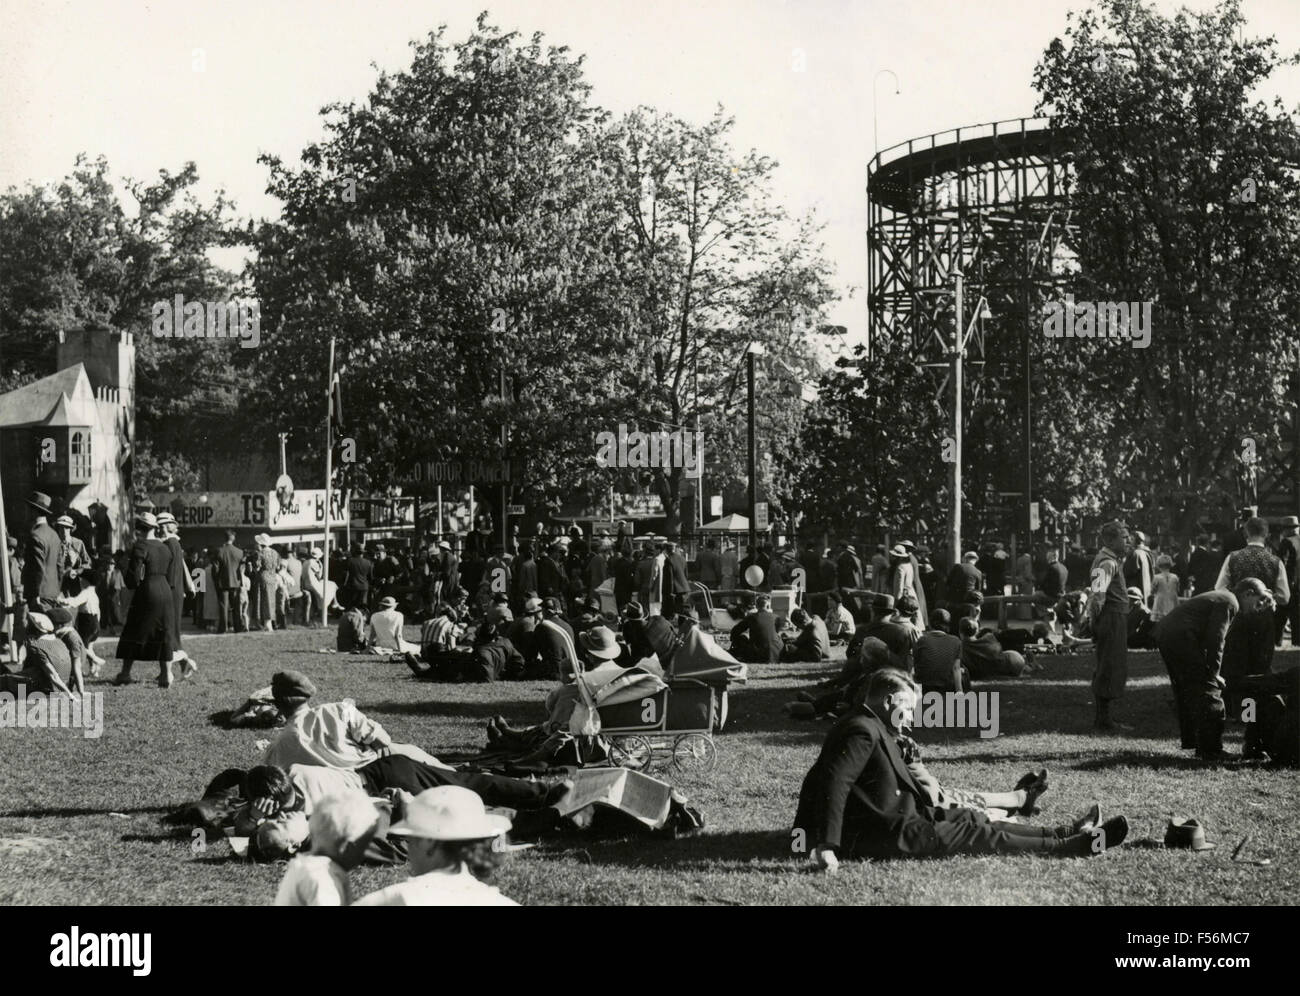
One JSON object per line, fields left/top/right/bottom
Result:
{"left": 1196, "top": 749, "right": 1238, "bottom": 764}
{"left": 1082, "top": 815, "right": 1129, "bottom": 855}
{"left": 1065, "top": 815, "right": 1128, "bottom": 856}
{"left": 1071, "top": 802, "right": 1101, "bottom": 834}
{"left": 111, "top": 672, "right": 136, "bottom": 686}
{"left": 542, "top": 778, "right": 575, "bottom": 809}
{"left": 1094, "top": 717, "right": 1134, "bottom": 732}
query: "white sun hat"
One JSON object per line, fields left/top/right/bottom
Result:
{"left": 387, "top": 786, "right": 512, "bottom": 841}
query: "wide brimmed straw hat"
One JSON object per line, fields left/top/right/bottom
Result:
{"left": 388, "top": 786, "right": 511, "bottom": 841}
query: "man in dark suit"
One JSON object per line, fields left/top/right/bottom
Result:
{"left": 729, "top": 593, "right": 782, "bottom": 663}
{"left": 793, "top": 668, "right": 1129, "bottom": 868}
{"left": 1151, "top": 585, "right": 1263, "bottom": 760}
{"left": 537, "top": 542, "right": 566, "bottom": 606}
{"left": 781, "top": 607, "right": 830, "bottom": 662}
{"left": 533, "top": 597, "right": 577, "bottom": 680}
{"left": 214, "top": 530, "right": 246, "bottom": 633}
{"left": 836, "top": 544, "right": 864, "bottom": 591}
{"left": 945, "top": 551, "right": 983, "bottom": 607}
{"left": 664, "top": 540, "right": 690, "bottom": 616}
{"left": 341, "top": 543, "right": 373, "bottom": 611}
{"left": 1187, "top": 534, "right": 1217, "bottom": 597}
{"left": 21, "top": 492, "right": 63, "bottom": 611}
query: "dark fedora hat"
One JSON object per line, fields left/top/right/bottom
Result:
{"left": 1164, "top": 816, "right": 1216, "bottom": 851}
{"left": 25, "top": 491, "right": 55, "bottom": 515}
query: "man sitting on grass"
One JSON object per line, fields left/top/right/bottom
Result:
{"left": 793, "top": 668, "right": 1129, "bottom": 868}
{"left": 780, "top": 607, "right": 831, "bottom": 663}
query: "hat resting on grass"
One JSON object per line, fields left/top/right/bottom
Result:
{"left": 1164, "top": 816, "right": 1216, "bottom": 851}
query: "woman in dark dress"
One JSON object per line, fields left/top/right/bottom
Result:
{"left": 156, "top": 512, "right": 198, "bottom": 679}
{"left": 112, "top": 512, "right": 178, "bottom": 688}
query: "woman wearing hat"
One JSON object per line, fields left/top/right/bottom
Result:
{"left": 367, "top": 595, "right": 420, "bottom": 655}
{"left": 353, "top": 786, "right": 518, "bottom": 906}
{"left": 0, "top": 611, "right": 81, "bottom": 699}
{"left": 112, "top": 512, "right": 180, "bottom": 687}
{"left": 157, "top": 513, "right": 198, "bottom": 678}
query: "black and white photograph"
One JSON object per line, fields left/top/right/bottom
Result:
{"left": 0, "top": 0, "right": 1296, "bottom": 941}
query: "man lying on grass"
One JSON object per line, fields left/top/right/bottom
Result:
{"left": 259, "top": 670, "right": 570, "bottom": 814}
{"left": 793, "top": 668, "right": 1129, "bottom": 870}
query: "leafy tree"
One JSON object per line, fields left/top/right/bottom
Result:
{"left": 1033, "top": 0, "right": 1300, "bottom": 533}
{"left": 0, "top": 155, "right": 247, "bottom": 483}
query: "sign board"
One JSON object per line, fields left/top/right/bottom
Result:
{"left": 154, "top": 490, "right": 349, "bottom": 531}
{"left": 506, "top": 504, "right": 526, "bottom": 516}
{"left": 1029, "top": 501, "right": 1040, "bottom": 532}
{"left": 404, "top": 458, "right": 524, "bottom": 488}
{"left": 710, "top": 495, "right": 723, "bottom": 518}
{"left": 754, "top": 501, "right": 769, "bottom": 531}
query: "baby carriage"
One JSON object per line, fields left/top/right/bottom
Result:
{"left": 586, "top": 621, "right": 746, "bottom": 777}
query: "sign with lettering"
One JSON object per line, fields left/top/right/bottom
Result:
{"left": 404, "top": 458, "right": 525, "bottom": 488}
{"left": 153, "top": 490, "right": 349, "bottom": 530}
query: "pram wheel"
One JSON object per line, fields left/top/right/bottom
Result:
{"left": 610, "top": 735, "right": 654, "bottom": 771}
{"left": 671, "top": 733, "right": 717, "bottom": 774}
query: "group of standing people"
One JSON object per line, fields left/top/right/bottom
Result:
{"left": 199, "top": 531, "right": 326, "bottom": 634}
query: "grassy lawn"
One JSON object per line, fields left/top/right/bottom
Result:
{"left": 1, "top": 627, "right": 1295, "bottom": 906}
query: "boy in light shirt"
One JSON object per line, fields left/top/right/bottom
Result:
{"left": 274, "top": 792, "right": 385, "bottom": 906}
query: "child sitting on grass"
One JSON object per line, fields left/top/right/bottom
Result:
{"left": 274, "top": 792, "right": 386, "bottom": 906}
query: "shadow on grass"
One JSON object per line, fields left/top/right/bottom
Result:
{"left": 0, "top": 805, "right": 173, "bottom": 818}
{"left": 536, "top": 829, "right": 796, "bottom": 870}
{"left": 363, "top": 698, "right": 541, "bottom": 720}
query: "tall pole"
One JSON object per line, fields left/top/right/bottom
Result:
{"left": 951, "top": 272, "right": 964, "bottom": 567}
{"left": 278, "top": 432, "right": 288, "bottom": 477}
{"left": 500, "top": 362, "right": 509, "bottom": 552}
{"left": 747, "top": 348, "right": 757, "bottom": 556}
{"left": 321, "top": 337, "right": 335, "bottom": 627}
{"left": 0, "top": 431, "right": 12, "bottom": 659}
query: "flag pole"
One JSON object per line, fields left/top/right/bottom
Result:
{"left": 322, "top": 336, "right": 335, "bottom": 627}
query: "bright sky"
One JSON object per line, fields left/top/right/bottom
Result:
{"left": 2, "top": 0, "right": 1298, "bottom": 337}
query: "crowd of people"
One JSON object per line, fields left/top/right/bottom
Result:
{"left": 6, "top": 487, "right": 1298, "bottom": 897}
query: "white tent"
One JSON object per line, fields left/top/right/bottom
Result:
{"left": 699, "top": 513, "right": 749, "bottom": 531}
